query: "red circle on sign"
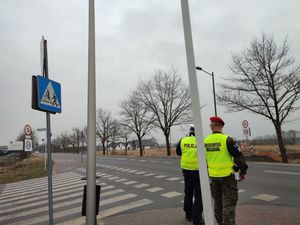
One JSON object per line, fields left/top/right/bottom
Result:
{"left": 24, "top": 125, "right": 32, "bottom": 135}
{"left": 242, "top": 120, "right": 249, "bottom": 128}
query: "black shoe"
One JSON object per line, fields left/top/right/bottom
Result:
{"left": 185, "top": 214, "right": 192, "bottom": 222}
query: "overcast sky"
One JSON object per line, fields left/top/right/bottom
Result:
{"left": 1, "top": 0, "right": 300, "bottom": 145}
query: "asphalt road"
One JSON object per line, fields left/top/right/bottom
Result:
{"left": 0, "top": 153, "right": 299, "bottom": 225}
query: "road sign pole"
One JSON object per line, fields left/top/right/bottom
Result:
{"left": 43, "top": 37, "right": 54, "bottom": 225}
{"left": 180, "top": 1, "right": 214, "bottom": 224}
{"left": 87, "top": 0, "right": 96, "bottom": 224}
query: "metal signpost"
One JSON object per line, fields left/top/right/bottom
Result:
{"left": 180, "top": 0, "right": 214, "bottom": 224}
{"left": 32, "top": 36, "right": 62, "bottom": 225}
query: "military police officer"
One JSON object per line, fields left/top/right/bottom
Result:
{"left": 176, "top": 125, "right": 204, "bottom": 225}
{"left": 204, "top": 116, "right": 248, "bottom": 225}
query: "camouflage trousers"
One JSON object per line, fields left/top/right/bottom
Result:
{"left": 210, "top": 175, "right": 238, "bottom": 225}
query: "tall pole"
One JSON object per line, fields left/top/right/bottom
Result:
{"left": 43, "top": 38, "right": 54, "bottom": 225}
{"left": 180, "top": 1, "right": 214, "bottom": 225}
{"left": 212, "top": 72, "right": 217, "bottom": 116}
{"left": 87, "top": 0, "right": 96, "bottom": 224}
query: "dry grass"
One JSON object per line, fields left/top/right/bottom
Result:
{"left": 0, "top": 155, "right": 48, "bottom": 184}
{"left": 96, "top": 147, "right": 178, "bottom": 157}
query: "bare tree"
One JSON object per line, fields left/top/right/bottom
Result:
{"left": 96, "top": 108, "right": 115, "bottom": 155}
{"left": 138, "top": 69, "right": 192, "bottom": 156}
{"left": 118, "top": 124, "right": 132, "bottom": 155}
{"left": 218, "top": 33, "right": 300, "bottom": 163}
{"left": 69, "top": 127, "right": 81, "bottom": 153}
{"left": 120, "top": 91, "right": 155, "bottom": 156}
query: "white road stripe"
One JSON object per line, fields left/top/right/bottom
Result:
{"left": 151, "top": 161, "right": 158, "bottom": 163}
{"left": 161, "top": 192, "right": 182, "bottom": 198}
{"left": 164, "top": 162, "right": 172, "bottom": 164}
{"left": 154, "top": 175, "right": 167, "bottom": 178}
{"left": 101, "top": 189, "right": 124, "bottom": 197}
{"left": 0, "top": 185, "right": 113, "bottom": 210}
{"left": 7, "top": 193, "right": 140, "bottom": 225}
{"left": 115, "top": 178, "right": 128, "bottom": 182}
{"left": 99, "top": 199, "right": 153, "bottom": 218}
{"left": 146, "top": 187, "right": 164, "bottom": 193}
{"left": 134, "top": 183, "right": 150, "bottom": 188}
{"left": 124, "top": 181, "right": 138, "bottom": 185}
{"left": 264, "top": 170, "right": 300, "bottom": 176}
{"left": 238, "top": 189, "right": 246, "bottom": 193}
{"left": 128, "top": 170, "right": 137, "bottom": 173}
{"left": 102, "top": 175, "right": 113, "bottom": 178}
{"left": 101, "top": 193, "right": 137, "bottom": 206}
{"left": 144, "top": 173, "right": 155, "bottom": 176}
{"left": 108, "top": 176, "right": 120, "bottom": 180}
{"left": 121, "top": 169, "right": 130, "bottom": 172}
{"left": 0, "top": 180, "right": 86, "bottom": 202}
{"left": 166, "top": 177, "right": 180, "bottom": 181}
{"left": 59, "top": 199, "right": 153, "bottom": 225}
{"left": 138, "top": 160, "right": 146, "bottom": 162}
{"left": 252, "top": 193, "right": 279, "bottom": 201}
{"left": 1, "top": 174, "right": 81, "bottom": 194}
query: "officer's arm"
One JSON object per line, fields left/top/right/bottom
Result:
{"left": 227, "top": 137, "right": 248, "bottom": 175}
{"left": 176, "top": 140, "right": 182, "bottom": 156}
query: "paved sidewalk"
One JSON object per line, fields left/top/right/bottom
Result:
{"left": 96, "top": 205, "right": 300, "bottom": 225}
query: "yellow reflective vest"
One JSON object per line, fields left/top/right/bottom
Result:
{"left": 180, "top": 136, "right": 198, "bottom": 170}
{"left": 204, "top": 133, "right": 234, "bottom": 177}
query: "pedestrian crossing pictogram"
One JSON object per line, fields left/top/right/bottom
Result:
{"left": 41, "top": 81, "right": 61, "bottom": 108}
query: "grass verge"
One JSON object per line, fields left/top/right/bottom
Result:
{"left": 0, "top": 156, "right": 48, "bottom": 184}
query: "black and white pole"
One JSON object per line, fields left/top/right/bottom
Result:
{"left": 180, "top": 1, "right": 214, "bottom": 224}
{"left": 41, "top": 36, "right": 54, "bottom": 225}
{"left": 86, "top": 0, "right": 96, "bottom": 224}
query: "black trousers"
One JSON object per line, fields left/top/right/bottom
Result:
{"left": 183, "top": 169, "right": 203, "bottom": 224}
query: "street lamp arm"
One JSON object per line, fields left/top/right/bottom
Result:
{"left": 195, "top": 66, "right": 213, "bottom": 76}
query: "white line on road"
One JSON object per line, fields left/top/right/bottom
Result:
{"left": 146, "top": 187, "right": 164, "bottom": 193}
{"left": 252, "top": 193, "right": 279, "bottom": 202}
{"left": 144, "top": 173, "right": 156, "bottom": 176}
{"left": 154, "top": 175, "right": 167, "bottom": 178}
{"left": 124, "top": 181, "right": 138, "bottom": 185}
{"left": 161, "top": 192, "right": 182, "bottom": 198}
{"left": 134, "top": 183, "right": 150, "bottom": 188}
{"left": 166, "top": 177, "right": 180, "bottom": 181}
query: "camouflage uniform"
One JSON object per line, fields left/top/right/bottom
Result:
{"left": 211, "top": 175, "right": 238, "bottom": 225}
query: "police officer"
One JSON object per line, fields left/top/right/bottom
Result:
{"left": 176, "top": 125, "right": 204, "bottom": 225}
{"left": 204, "top": 116, "right": 248, "bottom": 225}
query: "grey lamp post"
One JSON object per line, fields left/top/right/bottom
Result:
{"left": 195, "top": 66, "right": 217, "bottom": 116}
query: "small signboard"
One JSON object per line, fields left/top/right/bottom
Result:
{"left": 24, "top": 124, "right": 32, "bottom": 136}
{"left": 243, "top": 127, "right": 251, "bottom": 137}
{"left": 242, "top": 120, "right": 249, "bottom": 128}
{"left": 24, "top": 139, "right": 33, "bottom": 152}
{"left": 8, "top": 141, "right": 23, "bottom": 151}
{"left": 37, "top": 75, "right": 62, "bottom": 113}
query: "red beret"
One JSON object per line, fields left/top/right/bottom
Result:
{"left": 210, "top": 116, "right": 225, "bottom": 125}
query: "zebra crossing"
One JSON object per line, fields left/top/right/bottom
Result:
{"left": 0, "top": 160, "right": 284, "bottom": 225}
{"left": 0, "top": 171, "right": 154, "bottom": 225}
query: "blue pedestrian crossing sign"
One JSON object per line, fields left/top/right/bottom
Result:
{"left": 37, "top": 75, "right": 62, "bottom": 113}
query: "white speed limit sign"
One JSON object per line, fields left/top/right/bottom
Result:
{"left": 242, "top": 120, "right": 249, "bottom": 128}
{"left": 25, "top": 139, "right": 33, "bottom": 152}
